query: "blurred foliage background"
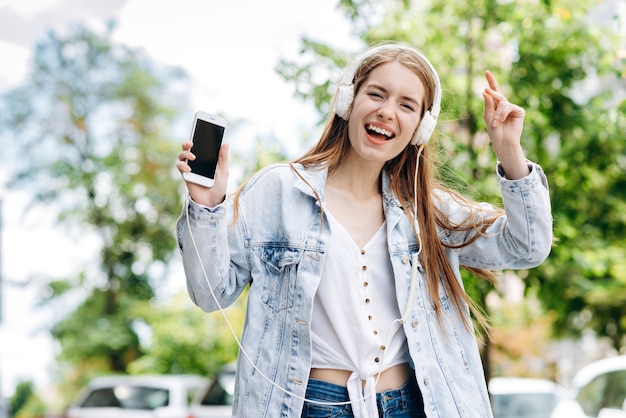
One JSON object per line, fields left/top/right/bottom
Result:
{"left": 0, "top": 0, "right": 624, "bottom": 416}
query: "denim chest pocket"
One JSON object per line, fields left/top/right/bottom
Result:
{"left": 259, "top": 246, "right": 303, "bottom": 313}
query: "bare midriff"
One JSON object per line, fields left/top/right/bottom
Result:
{"left": 309, "top": 362, "right": 412, "bottom": 392}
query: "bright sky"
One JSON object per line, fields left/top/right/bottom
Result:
{"left": 0, "top": 0, "right": 358, "bottom": 399}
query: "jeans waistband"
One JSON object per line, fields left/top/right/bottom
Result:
{"left": 306, "top": 375, "right": 423, "bottom": 407}
{"left": 377, "top": 377, "right": 418, "bottom": 400}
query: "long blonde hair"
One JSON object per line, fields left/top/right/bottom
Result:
{"left": 295, "top": 44, "right": 502, "bottom": 332}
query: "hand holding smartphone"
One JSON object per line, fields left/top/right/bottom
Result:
{"left": 182, "top": 111, "right": 227, "bottom": 188}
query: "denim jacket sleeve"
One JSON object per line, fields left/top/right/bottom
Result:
{"left": 176, "top": 196, "right": 250, "bottom": 312}
{"left": 438, "top": 161, "right": 553, "bottom": 270}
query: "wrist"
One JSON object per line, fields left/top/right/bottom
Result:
{"left": 494, "top": 145, "right": 529, "bottom": 179}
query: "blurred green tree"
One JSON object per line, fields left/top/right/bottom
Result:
{"left": 126, "top": 292, "right": 244, "bottom": 377}
{"left": 0, "top": 21, "right": 294, "bottom": 408}
{"left": 0, "top": 22, "right": 193, "bottom": 394}
{"left": 9, "top": 380, "right": 38, "bottom": 417}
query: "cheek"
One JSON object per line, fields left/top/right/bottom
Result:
{"left": 403, "top": 116, "right": 421, "bottom": 142}
{"left": 347, "top": 117, "right": 361, "bottom": 143}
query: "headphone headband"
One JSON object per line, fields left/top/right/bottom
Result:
{"left": 333, "top": 44, "right": 442, "bottom": 145}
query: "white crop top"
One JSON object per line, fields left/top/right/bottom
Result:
{"left": 311, "top": 209, "right": 409, "bottom": 416}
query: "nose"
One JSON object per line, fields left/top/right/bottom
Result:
{"left": 377, "top": 100, "right": 395, "bottom": 119}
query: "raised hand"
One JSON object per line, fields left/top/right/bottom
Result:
{"left": 482, "top": 71, "right": 530, "bottom": 179}
{"left": 177, "top": 141, "right": 230, "bottom": 207}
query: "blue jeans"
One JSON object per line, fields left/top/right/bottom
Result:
{"left": 301, "top": 376, "right": 426, "bottom": 418}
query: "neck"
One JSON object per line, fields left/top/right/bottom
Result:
{"left": 327, "top": 160, "right": 383, "bottom": 200}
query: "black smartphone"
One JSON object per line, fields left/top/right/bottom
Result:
{"left": 182, "top": 111, "right": 226, "bottom": 188}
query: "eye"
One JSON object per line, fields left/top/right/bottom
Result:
{"left": 401, "top": 103, "right": 416, "bottom": 112}
{"left": 367, "top": 92, "right": 384, "bottom": 99}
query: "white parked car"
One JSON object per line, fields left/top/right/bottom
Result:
{"left": 188, "top": 363, "right": 235, "bottom": 418}
{"left": 489, "top": 376, "right": 566, "bottom": 418}
{"left": 550, "top": 355, "right": 626, "bottom": 418}
{"left": 65, "top": 374, "right": 208, "bottom": 418}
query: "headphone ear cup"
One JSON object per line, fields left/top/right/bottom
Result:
{"left": 334, "top": 84, "right": 354, "bottom": 120}
{"left": 412, "top": 111, "right": 437, "bottom": 145}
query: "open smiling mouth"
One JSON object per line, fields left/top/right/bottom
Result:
{"left": 366, "top": 124, "right": 395, "bottom": 140}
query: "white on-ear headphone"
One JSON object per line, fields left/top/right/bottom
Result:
{"left": 333, "top": 44, "right": 442, "bottom": 146}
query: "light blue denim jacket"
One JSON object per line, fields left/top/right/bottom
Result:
{"left": 176, "top": 161, "right": 552, "bottom": 417}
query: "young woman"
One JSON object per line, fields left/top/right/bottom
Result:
{"left": 176, "top": 43, "right": 552, "bottom": 417}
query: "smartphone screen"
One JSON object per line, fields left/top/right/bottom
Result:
{"left": 188, "top": 118, "right": 225, "bottom": 179}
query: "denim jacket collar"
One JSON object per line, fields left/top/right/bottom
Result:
{"left": 291, "top": 163, "right": 405, "bottom": 229}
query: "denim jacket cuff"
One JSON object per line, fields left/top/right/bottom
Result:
{"left": 186, "top": 195, "right": 227, "bottom": 220}
{"left": 496, "top": 160, "right": 549, "bottom": 194}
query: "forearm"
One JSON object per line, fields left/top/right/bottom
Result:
{"left": 176, "top": 199, "right": 247, "bottom": 311}
{"left": 494, "top": 143, "right": 530, "bottom": 180}
{"left": 497, "top": 161, "right": 552, "bottom": 266}
{"left": 454, "top": 162, "right": 552, "bottom": 269}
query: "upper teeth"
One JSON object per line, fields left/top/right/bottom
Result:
{"left": 367, "top": 124, "right": 393, "bottom": 138}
